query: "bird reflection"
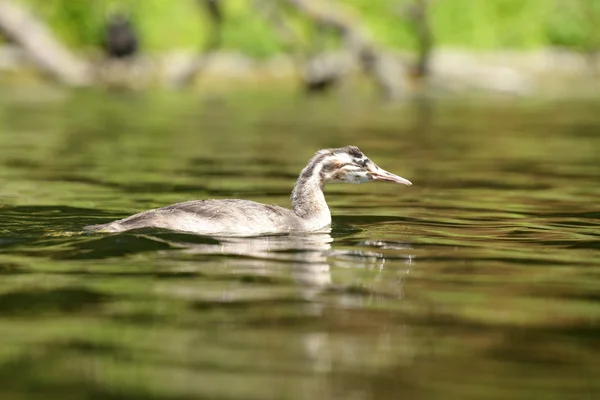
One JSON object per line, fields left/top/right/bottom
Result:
{"left": 73, "top": 229, "right": 419, "bottom": 394}
{"left": 162, "top": 232, "right": 420, "bottom": 391}
{"left": 173, "top": 233, "right": 334, "bottom": 296}
{"left": 142, "top": 231, "right": 414, "bottom": 300}
{"left": 178, "top": 232, "right": 334, "bottom": 259}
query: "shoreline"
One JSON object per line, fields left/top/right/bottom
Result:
{"left": 1, "top": 46, "right": 598, "bottom": 96}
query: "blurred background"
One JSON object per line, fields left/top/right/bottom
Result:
{"left": 1, "top": 1, "right": 599, "bottom": 400}
{"left": 1, "top": 0, "right": 599, "bottom": 95}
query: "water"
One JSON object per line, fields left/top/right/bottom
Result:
{"left": 0, "top": 88, "right": 599, "bottom": 400}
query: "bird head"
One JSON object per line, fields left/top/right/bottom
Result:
{"left": 318, "top": 146, "right": 412, "bottom": 185}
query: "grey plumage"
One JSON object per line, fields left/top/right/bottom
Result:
{"left": 85, "top": 199, "right": 306, "bottom": 236}
{"left": 84, "top": 146, "right": 411, "bottom": 236}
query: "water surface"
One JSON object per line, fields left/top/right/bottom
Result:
{"left": 0, "top": 89, "right": 599, "bottom": 399}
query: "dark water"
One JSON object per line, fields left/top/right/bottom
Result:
{"left": 0, "top": 88, "right": 599, "bottom": 400}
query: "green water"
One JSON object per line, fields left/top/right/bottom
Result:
{"left": 0, "top": 88, "right": 599, "bottom": 400}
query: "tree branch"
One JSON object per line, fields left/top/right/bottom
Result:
{"left": 284, "top": 0, "right": 405, "bottom": 99}
{"left": 401, "top": 0, "right": 434, "bottom": 77}
{"left": 167, "top": 0, "right": 224, "bottom": 87}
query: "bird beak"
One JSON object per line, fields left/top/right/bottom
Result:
{"left": 370, "top": 167, "right": 412, "bottom": 185}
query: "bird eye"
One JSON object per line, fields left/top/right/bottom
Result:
{"left": 360, "top": 159, "right": 369, "bottom": 167}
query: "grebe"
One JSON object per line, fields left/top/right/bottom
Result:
{"left": 84, "top": 146, "right": 412, "bottom": 236}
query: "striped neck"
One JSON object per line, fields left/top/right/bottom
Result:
{"left": 291, "top": 153, "right": 331, "bottom": 226}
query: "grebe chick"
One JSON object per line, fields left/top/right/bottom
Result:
{"left": 84, "top": 146, "right": 412, "bottom": 236}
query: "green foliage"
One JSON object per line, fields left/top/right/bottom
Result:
{"left": 351, "top": 0, "right": 417, "bottom": 49}
{"left": 219, "top": 1, "right": 284, "bottom": 57}
{"left": 18, "top": 0, "right": 600, "bottom": 55}
{"left": 544, "top": 0, "right": 600, "bottom": 51}
{"left": 430, "top": 0, "right": 548, "bottom": 49}
{"left": 25, "top": 0, "right": 108, "bottom": 48}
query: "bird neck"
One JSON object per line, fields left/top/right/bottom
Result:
{"left": 291, "top": 158, "right": 331, "bottom": 226}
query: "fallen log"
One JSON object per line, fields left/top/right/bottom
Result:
{"left": 0, "top": 0, "right": 91, "bottom": 86}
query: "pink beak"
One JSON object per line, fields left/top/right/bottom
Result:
{"left": 371, "top": 168, "right": 412, "bottom": 185}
